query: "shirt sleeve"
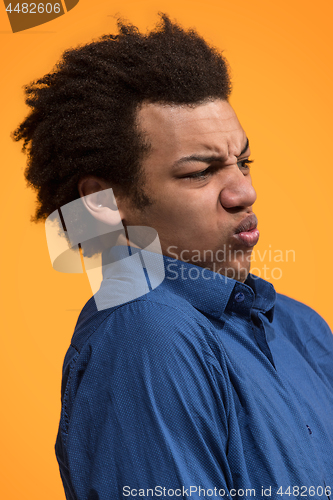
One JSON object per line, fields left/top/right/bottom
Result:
{"left": 61, "top": 299, "right": 233, "bottom": 500}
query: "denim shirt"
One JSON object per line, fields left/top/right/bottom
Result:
{"left": 56, "top": 246, "right": 333, "bottom": 500}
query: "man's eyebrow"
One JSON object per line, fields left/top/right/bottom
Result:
{"left": 172, "top": 137, "right": 250, "bottom": 169}
{"left": 240, "top": 137, "right": 249, "bottom": 156}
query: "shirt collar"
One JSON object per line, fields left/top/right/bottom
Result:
{"left": 162, "top": 256, "right": 276, "bottom": 321}
{"left": 100, "top": 245, "right": 276, "bottom": 321}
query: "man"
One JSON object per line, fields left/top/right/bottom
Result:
{"left": 14, "top": 14, "right": 333, "bottom": 500}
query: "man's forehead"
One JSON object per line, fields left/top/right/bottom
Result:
{"left": 137, "top": 99, "right": 246, "bottom": 159}
{"left": 138, "top": 99, "right": 237, "bottom": 127}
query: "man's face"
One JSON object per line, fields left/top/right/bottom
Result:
{"left": 121, "top": 99, "right": 258, "bottom": 282}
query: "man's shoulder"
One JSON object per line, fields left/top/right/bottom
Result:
{"left": 274, "top": 291, "right": 332, "bottom": 340}
{"left": 71, "top": 285, "right": 215, "bottom": 356}
{"left": 275, "top": 292, "right": 329, "bottom": 322}
{"left": 59, "top": 285, "right": 226, "bottom": 403}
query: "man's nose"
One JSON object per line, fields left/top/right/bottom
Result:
{"left": 219, "top": 165, "right": 257, "bottom": 209}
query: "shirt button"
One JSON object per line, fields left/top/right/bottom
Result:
{"left": 234, "top": 292, "right": 245, "bottom": 303}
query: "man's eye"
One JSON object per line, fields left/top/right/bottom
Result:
{"left": 186, "top": 168, "right": 211, "bottom": 181}
{"left": 184, "top": 159, "right": 253, "bottom": 181}
{"left": 237, "top": 159, "right": 254, "bottom": 171}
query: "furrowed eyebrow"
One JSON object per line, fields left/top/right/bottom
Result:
{"left": 172, "top": 137, "right": 250, "bottom": 169}
{"left": 240, "top": 137, "right": 249, "bottom": 156}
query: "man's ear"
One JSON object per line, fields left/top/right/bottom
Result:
{"left": 78, "top": 177, "right": 123, "bottom": 226}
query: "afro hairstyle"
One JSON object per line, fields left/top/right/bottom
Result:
{"left": 13, "top": 13, "right": 232, "bottom": 257}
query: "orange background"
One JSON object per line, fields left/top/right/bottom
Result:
{"left": 0, "top": 1, "right": 332, "bottom": 498}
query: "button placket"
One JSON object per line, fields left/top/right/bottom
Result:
{"left": 251, "top": 311, "right": 276, "bottom": 368}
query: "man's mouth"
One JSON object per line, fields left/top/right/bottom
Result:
{"left": 233, "top": 214, "right": 260, "bottom": 247}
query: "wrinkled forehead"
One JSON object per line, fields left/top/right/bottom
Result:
{"left": 136, "top": 99, "right": 246, "bottom": 159}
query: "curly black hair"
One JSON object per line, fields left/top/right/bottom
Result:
{"left": 13, "top": 13, "right": 232, "bottom": 257}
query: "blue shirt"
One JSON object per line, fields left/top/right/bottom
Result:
{"left": 55, "top": 246, "right": 333, "bottom": 500}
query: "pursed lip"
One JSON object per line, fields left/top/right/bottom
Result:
{"left": 234, "top": 213, "right": 258, "bottom": 234}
